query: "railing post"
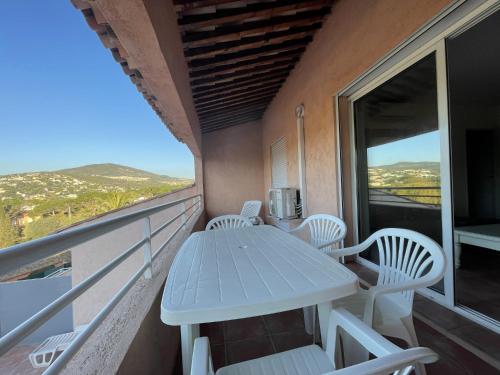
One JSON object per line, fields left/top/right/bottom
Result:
{"left": 143, "top": 217, "right": 152, "bottom": 279}
{"left": 181, "top": 202, "right": 187, "bottom": 225}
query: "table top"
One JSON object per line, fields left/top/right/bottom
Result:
{"left": 161, "top": 225, "right": 359, "bottom": 325}
{"left": 455, "top": 224, "right": 500, "bottom": 239}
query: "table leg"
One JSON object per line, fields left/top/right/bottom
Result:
{"left": 317, "top": 301, "right": 333, "bottom": 349}
{"left": 181, "top": 323, "right": 200, "bottom": 375}
{"left": 455, "top": 241, "right": 462, "bottom": 269}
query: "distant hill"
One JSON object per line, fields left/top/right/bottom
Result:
{"left": 0, "top": 163, "right": 193, "bottom": 202}
{"left": 368, "top": 161, "right": 440, "bottom": 190}
{"left": 59, "top": 163, "right": 186, "bottom": 185}
{"left": 370, "top": 161, "right": 440, "bottom": 171}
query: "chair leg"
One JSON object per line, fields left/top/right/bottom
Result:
{"left": 402, "top": 316, "right": 427, "bottom": 375}
{"left": 303, "top": 306, "right": 315, "bottom": 335}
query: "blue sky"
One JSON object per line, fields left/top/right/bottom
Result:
{"left": 367, "top": 131, "right": 440, "bottom": 167}
{"left": 0, "top": 1, "right": 194, "bottom": 178}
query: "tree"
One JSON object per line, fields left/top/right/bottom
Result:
{"left": 0, "top": 206, "right": 18, "bottom": 248}
{"left": 101, "top": 191, "right": 130, "bottom": 211}
{"left": 24, "top": 215, "right": 69, "bottom": 241}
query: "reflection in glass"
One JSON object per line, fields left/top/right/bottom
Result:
{"left": 354, "top": 53, "right": 444, "bottom": 293}
{"left": 447, "top": 9, "right": 500, "bottom": 321}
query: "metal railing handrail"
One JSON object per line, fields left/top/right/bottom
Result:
{"left": 0, "top": 193, "right": 202, "bottom": 374}
{"left": 0, "top": 194, "right": 201, "bottom": 276}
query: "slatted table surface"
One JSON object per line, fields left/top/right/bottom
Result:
{"left": 161, "top": 225, "right": 358, "bottom": 325}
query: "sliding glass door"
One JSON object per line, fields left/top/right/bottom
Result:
{"left": 352, "top": 52, "right": 447, "bottom": 294}
{"left": 346, "top": 6, "right": 500, "bottom": 328}
{"left": 447, "top": 9, "right": 500, "bottom": 322}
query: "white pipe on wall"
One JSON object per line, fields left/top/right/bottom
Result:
{"left": 296, "top": 104, "right": 307, "bottom": 217}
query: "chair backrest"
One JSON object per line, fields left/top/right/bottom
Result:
{"left": 205, "top": 215, "right": 253, "bottom": 231}
{"left": 365, "top": 228, "right": 445, "bottom": 305}
{"left": 302, "top": 214, "right": 347, "bottom": 251}
{"left": 325, "top": 308, "right": 438, "bottom": 375}
{"left": 240, "top": 200, "right": 262, "bottom": 218}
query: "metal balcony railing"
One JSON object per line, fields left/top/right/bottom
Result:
{"left": 0, "top": 193, "right": 202, "bottom": 374}
{"left": 368, "top": 186, "right": 441, "bottom": 208}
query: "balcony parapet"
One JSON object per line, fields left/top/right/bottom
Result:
{"left": 0, "top": 187, "right": 203, "bottom": 374}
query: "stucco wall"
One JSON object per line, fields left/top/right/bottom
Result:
{"left": 202, "top": 121, "right": 265, "bottom": 219}
{"left": 261, "top": 0, "right": 453, "bottom": 224}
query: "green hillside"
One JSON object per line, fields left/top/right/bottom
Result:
{"left": 368, "top": 161, "right": 441, "bottom": 205}
{"left": 60, "top": 163, "right": 187, "bottom": 186}
{"left": 0, "top": 164, "right": 193, "bottom": 253}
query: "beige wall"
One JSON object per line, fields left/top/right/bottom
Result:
{"left": 261, "top": 0, "right": 453, "bottom": 225}
{"left": 202, "top": 121, "right": 265, "bottom": 219}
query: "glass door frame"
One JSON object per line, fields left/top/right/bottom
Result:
{"left": 346, "top": 41, "right": 454, "bottom": 307}
{"left": 335, "top": 0, "right": 500, "bottom": 332}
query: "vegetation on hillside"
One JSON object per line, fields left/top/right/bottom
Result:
{"left": 368, "top": 161, "right": 441, "bottom": 206}
{"left": 0, "top": 164, "right": 193, "bottom": 250}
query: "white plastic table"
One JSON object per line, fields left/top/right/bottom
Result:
{"left": 161, "top": 225, "right": 359, "bottom": 374}
{"left": 454, "top": 224, "right": 500, "bottom": 268}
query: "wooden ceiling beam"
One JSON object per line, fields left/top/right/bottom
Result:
{"left": 199, "top": 102, "right": 270, "bottom": 120}
{"left": 201, "top": 113, "right": 264, "bottom": 132}
{"left": 185, "top": 28, "right": 318, "bottom": 60}
{"left": 189, "top": 36, "right": 311, "bottom": 68}
{"left": 202, "top": 118, "right": 263, "bottom": 133}
{"left": 195, "top": 87, "right": 280, "bottom": 110}
{"left": 182, "top": 9, "right": 329, "bottom": 46}
{"left": 193, "top": 69, "right": 289, "bottom": 94}
{"left": 193, "top": 77, "right": 286, "bottom": 99}
{"left": 191, "top": 65, "right": 293, "bottom": 92}
{"left": 178, "top": 0, "right": 330, "bottom": 31}
{"left": 201, "top": 110, "right": 266, "bottom": 129}
{"left": 189, "top": 49, "right": 303, "bottom": 76}
{"left": 184, "top": 22, "right": 321, "bottom": 59}
{"left": 200, "top": 101, "right": 269, "bottom": 119}
{"left": 191, "top": 56, "right": 298, "bottom": 84}
{"left": 194, "top": 81, "right": 284, "bottom": 104}
{"left": 174, "top": 0, "right": 248, "bottom": 13}
{"left": 197, "top": 95, "right": 275, "bottom": 115}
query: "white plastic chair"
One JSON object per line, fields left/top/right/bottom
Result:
{"left": 240, "top": 200, "right": 262, "bottom": 218}
{"left": 289, "top": 214, "right": 347, "bottom": 336}
{"left": 205, "top": 215, "right": 253, "bottom": 231}
{"left": 29, "top": 331, "right": 79, "bottom": 368}
{"left": 190, "top": 308, "right": 438, "bottom": 375}
{"left": 289, "top": 214, "right": 347, "bottom": 254}
{"left": 331, "top": 228, "right": 445, "bottom": 375}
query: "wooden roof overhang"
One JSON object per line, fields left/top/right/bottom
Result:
{"left": 175, "top": 0, "right": 332, "bottom": 133}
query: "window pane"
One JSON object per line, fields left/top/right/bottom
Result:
{"left": 354, "top": 53, "right": 444, "bottom": 293}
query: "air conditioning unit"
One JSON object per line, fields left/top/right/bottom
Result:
{"left": 269, "top": 188, "right": 298, "bottom": 219}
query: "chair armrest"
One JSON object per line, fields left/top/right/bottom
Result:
{"left": 361, "top": 279, "right": 427, "bottom": 325}
{"left": 191, "top": 337, "right": 214, "bottom": 375}
{"left": 326, "top": 308, "right": 403, "bottom": 359}
{"left": 322, "top": 347, "right": 438, "bottom": 375}
{"left": 317, "top": 239, "right": 343, "bottom": 250}
{"left": 287, "top": 223, "right": 305, "bottom": 234}
{"left": 326, "top": 244, "right": 366, "bottom": 259}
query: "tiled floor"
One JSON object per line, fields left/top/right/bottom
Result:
{"left": 346, "top": 262, "right": 500, "bottom": 367}
{"left": 198, "top": 263, "right": 500, "bottom": 374}
{"left": 455, "top": 244, "right": 500, "bottom": 321}
{"left": 200, "top": 308, "right": 313, "bottom": 370}
{"left": 200, "top": 308, "right": 499, "bottom": 374}
{"left": 0, "top": 345, "right": 43, "bottom": 375}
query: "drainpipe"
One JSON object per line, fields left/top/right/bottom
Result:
{"left": 296, "top": 104, "right": 307, "bottom": 218}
